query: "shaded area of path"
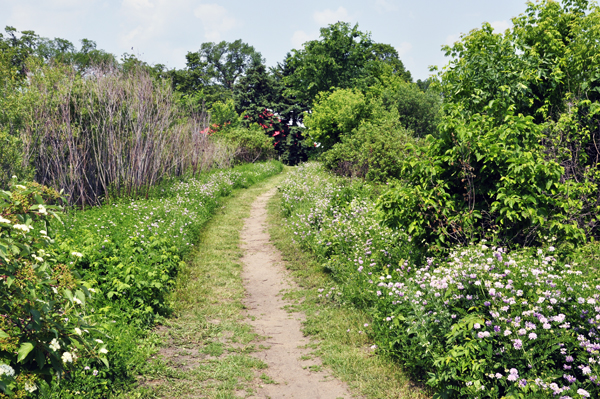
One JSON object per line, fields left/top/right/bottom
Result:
{"left": 241, "top": 188, "right": 353, "bottom": 399}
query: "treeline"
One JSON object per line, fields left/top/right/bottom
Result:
{"left": 1, "top": 22, "right": 438, "bottom": 204}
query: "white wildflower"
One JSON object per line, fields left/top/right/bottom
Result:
{"left": 61, "top": 352, "right": 73, "bottom": 363}
{"left": 13, "top": 224, "right": 32, "bottom": 232}
{"left": 0, "top": 364, "right": 15, "bottom": 377}
{"left": 49, "top": 338, "right": 60, "bottom": 351}
{"left": 24, "top": 382, "right": 37, "bottom": 393}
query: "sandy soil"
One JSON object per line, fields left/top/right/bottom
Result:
{"left": 240, "top": 188, "right": 354, "bottom": 399}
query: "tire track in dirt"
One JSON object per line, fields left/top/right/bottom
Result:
{"left": 241, "top": 188, "right": 354, "bottom": 399}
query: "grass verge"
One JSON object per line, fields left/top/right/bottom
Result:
{"left": 126, "top": 172, "right": 285, "bottom": 399}
{"left": 266, "top": 167, "right": 431, "bottom": 399}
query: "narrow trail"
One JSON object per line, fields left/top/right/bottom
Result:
{"left": 240, "top": 188, "right": 353, "bottom": 399}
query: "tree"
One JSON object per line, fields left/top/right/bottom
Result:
{"left": 197, "top": 39, "right": 263, "bottom": 90}
{"left": 283, "top": 22, "right": 410, "bottom": 107}
{"left": 234, "top": 63, "right": 309, "bottom": 165}
{"left": 172, "top": 40, "right": 263, "bottom": 111}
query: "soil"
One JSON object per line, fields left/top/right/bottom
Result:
{"left": 240, "top": 188, "right": 354, "bottom": 399}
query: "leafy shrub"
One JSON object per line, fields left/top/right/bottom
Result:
{"left": 373, "top": 73, "right": 441, "bottom": 138}
{"left": 0, "top": 131, "right": 33, "bottom": 190}
{"left": 212, "top": 124, "right": 275, "bottom": 164}
{"left": 322, "top": 118, "right": 417, "bottom": 182}
{"left": 378, "top": 0, "right": 600, "bottom": 251}
{"left": 304, "top": 88, "right": 371, "bottom": 150}
{"left": 0, "top": 179, "right": 107, "bottom": 397}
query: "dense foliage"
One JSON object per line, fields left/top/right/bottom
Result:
{"left": 279, "top": 163, "right": 600, "bottom": 399}
{"left": 379, "top": 0, "right": 600, "bottom": 251}
{"left": 0, "top": 162, "right": 282, "bottom": 397}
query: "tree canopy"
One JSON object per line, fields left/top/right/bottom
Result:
{"left": 283, "top": 22, "right": 411, "bottom": 107}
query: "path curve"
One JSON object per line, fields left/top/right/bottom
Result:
{"left": 241, "top": 188, "right": 353, "bottom": 399}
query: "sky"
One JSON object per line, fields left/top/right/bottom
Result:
{"left": 0, "top": 0, "right": 530, "bottom": 81}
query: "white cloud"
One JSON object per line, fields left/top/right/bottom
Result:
{"left": 396, "top": 41, "right": 412, "bottom": 57}
{"left": 445, "top": 33, "right": 461, "bottom": 46}
{"left": 194, "top": 3, "right": 238, "bottom": 41}
{"left": 313, "top": 6, "right": 352, "bottom": 26}
{"left": 490, "top": 20, "right": 512, "bottom": 33}
{"left": 291, "top": 30, "right": 317, "bottom": 49}
{"left": 376, "top": 0, "right": 397, "bottom": 12}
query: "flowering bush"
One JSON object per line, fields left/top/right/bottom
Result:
{"left": 0, "top": 178, "right": 106, "bottom": 397}
{"left": 279, "top": 163, "right": 600, "bottom": 398}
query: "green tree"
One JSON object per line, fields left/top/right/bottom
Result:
{"left": 283, "top": 22, "right": 410, "bottom": 107}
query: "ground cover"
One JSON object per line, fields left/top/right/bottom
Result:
{"left": 127, "top": 171, "right": 287, "bottom": 398}
{"left": 277, "top": 163, "right": 600, "bottom": 399}
{"left": 267, "top": 166, "right": 430, "bottom": 399}
{"left": 0, "top": 161, "right": 282, "bottom": 398}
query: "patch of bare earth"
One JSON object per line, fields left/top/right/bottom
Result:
{"left": 241, "top": 188, "right": 356, "bottom": 399}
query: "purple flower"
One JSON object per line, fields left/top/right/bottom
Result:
{"left": 513, "top": 339, "right": 523, "bottom": 350}
{"left": 563, "top": 374, "right": 576, "bottom": 384}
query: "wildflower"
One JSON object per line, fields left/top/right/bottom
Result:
{"left": 73, "top": 298, "right": 82, "bottom": 305}
{"left": 24, "top": 382, "right": 37, "bottom": 393}
{"left": 13, "top": 224, "right": 32, "bottom": 232}
{"left": 474, "top": 323, "right": 481, "bottom": 329}
{"left": 528, "top": 332, "right": 538, "bottom": 340}
{"left": 74, "top": 328, "right": 82, "bottom": 335}
{"left": 61, "top": 352, "right": 73, "bottom": 363}
{"left": 513, "top": 339, "right": 523, "bottom": 350}
{"left": 577, "top": 388, "right": 590, "bottom": 397}
{"left": 0, "top": 364, "right": 15, "bottom": 377}
{"left": 71, "top": 251, "right": 83, "bottom": 258}
{"left": 49, "top": 338, "right": 60, "bottom": 351}
{"left": 99, "top": 348, "right": 108, "bottom": 354}
{"left": 93, "top": 370, "right": 98, "bottom": 376}
{"left": 0, "top": 217, "right": 11, "bottom": 224}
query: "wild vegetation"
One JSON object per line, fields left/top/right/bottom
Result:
{"left": 3, "top": 0, "right": 600, "bottom": 397}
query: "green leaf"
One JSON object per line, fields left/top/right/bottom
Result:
{"left": 17, "top": 342, "right": 34, "bottom": 363}
{"left": 0, "top": 330, "right": 9, "bottom": 338}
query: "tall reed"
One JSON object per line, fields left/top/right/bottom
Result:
{"left": 19, "top": 62, "right": 236, "bottom": 206}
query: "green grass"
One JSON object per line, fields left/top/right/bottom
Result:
{"left": 125, "top": 173, "right": 285, "bottom": 399}
{"left": 266, "top": 166, "right": 431, "bottom": 399}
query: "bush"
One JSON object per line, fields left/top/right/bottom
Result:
{"left": 304, "top": 88, "right": 371, "bottom": 150}
{"left": 0, "top": 179, "right": 107, "bottom": 398}
{"left": 322, "top": 118, "right": 416, "bottom": 182}
{"left": 212, "top": 124, "right": 276, "bottom": 164}
{"left": 279, "top": 164, "right": 600, "bottom": 399}
{"left": 378, "top": 0, "right": 600, "bottom": 251}
{"left": 0, "top": 131, "right": 33, "bottom": 190}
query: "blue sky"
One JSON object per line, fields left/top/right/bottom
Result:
{"left": 0, "top": 0, "right": 529, "bottom": 81}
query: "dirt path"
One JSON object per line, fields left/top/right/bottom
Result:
{"left": 240, "top": 188, "right": 353, "bottom": 399}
